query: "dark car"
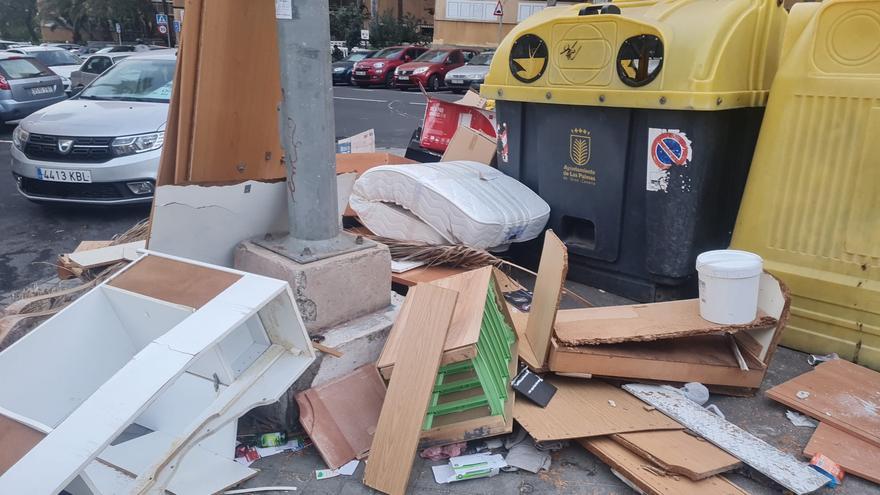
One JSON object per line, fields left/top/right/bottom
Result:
{"left": 394, "top": 48, "right": 479, "bottom": 91}
{"left": 0, "top": 53, "right": 66, "bottom": 124}
{"left": 352, "top": 45, "right": 428, "bottom": 88}
{"left": 332, "top": 50, "right": 377, "bottom": 85}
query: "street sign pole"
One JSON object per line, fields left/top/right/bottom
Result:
{"left": 495, "top": 0, "right": 504, "bottom": 44}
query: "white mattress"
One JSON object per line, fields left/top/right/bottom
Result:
{"left": 350, "top": 161, "right": 550, "bottom": 249}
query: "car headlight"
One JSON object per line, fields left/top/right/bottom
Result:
{"left": 12, "top": 126, "right": 29, "bottom": 151}
{"left": 413, "top": 67, "right": 429, "bottom": 75}
{"left": 372, "top": 62, "right": 385, "bottom": 69}
{"left": 111, "top": 131, "right": 164, "bottom": 156}
{"left": 333, "top": 67, "right": 344, "bottom": 73}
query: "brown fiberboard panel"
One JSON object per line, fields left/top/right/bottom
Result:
{"left": 524, "top": 230, "right": 567, "bottom": 367}
{"left": 612, "top": 430, "right": 742, "bottom": 481}
{"left": 510, "top": 309, "right": 547, "bottom": 372}
{"left": 766, "top": 359, "right": 880, "bottom": 448}
{"left": 363, "top": 284, "right": 457, "bottom": 495}
{"left": 554, "top": 299, "right": 776, "bottom": 346}
{"left": 296, "top": 365, "right": 386, "bottom": 470}
{"left": 108, "top": 255, "right": 241, "bottom": 309}
{"left": 378, "top": 268, "right": 491, "bottom": 378}
{"left": 804, "top": 422, "right": 880, "bottom": 484}
{"left": 513, "top": 377, "right": 681, "bottom": 442}
{"left": 579, "top": 438, "right": 749, "bottom": 495}
{"left": 0, "top": 415, "right": 45, "bottom": 476}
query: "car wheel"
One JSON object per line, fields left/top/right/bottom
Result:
{"left": 384, "top": 71, "right": 395, "bottom": 88}
{"left": 428, "top": 75, "right": 441, "bottom": 92}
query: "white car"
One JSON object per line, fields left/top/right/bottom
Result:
{"left": 10, "top": 50, "right": 176, "bottom": 205}
{"left": 4, "top": 46, "right": 82, "bottom": 92}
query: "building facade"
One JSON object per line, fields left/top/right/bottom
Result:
{"left": 433, "top": 0, "right": 571, "bottom": 47}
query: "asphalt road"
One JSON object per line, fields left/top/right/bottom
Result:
{"left": 0, "top": 86, "right": 462, "bottom": 295}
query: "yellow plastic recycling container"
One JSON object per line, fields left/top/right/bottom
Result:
{"left": 732, "top": 0, "right": 880, "bottom": 370}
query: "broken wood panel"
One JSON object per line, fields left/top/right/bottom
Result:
{"left": 514, "top": 377, "right": 681, "bottom": 442}
{"left": 624, "top": 384, "right": 829, "bottom": 495}
{"left": 548, "top": 336, "right": 766, "bottom": 390}
{"left": 580, "top": 438, "right": 748, "bottom": 495}
{"left": 378, "top": 267, "right": 491, "bottom": 378}
{"left": 364, "top": 285, "right": 457, "bottom": 495}
{"left": 524, "top": 230, "right": 567, "bottom": 367}
{"left": 803, "top": 422, "right": 880, "bottom": 484}
{"left": 612, "top": 430, "right": 742, "bottom": 480}
{"left": 391, "top": 265, "right": 468, "bottom": 287}
{"left": 766, "top": 359, "right": 880, "bottom": 448}
{"left": 510, "top": 310, "right": 547, "bottom": 372}
{"left": 296, "top": 365, "right": 387, "bottom": 469}
{"left": 0, "top": 415, "right": 45, "bottom": 476}
{"left": 554, "top": 299, "right": 776, "bottom": 346}
{"left": 108, "top": 255, "right": 241, "bottom": 309}
{"left": 67, "top": 241, "right": 146, "bottom": 270}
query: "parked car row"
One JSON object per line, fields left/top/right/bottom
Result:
{"left": 335, "top": 45, "right": 495, "bottom": 93}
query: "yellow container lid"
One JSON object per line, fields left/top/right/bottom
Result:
{"left": 481, "top": 0, "right": 788, "bottom": 111}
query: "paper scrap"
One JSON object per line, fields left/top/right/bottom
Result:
{"left": 786, "top": 410, "right": 818, "bottom": 428}
{"left": 316, "top": 459, "right": 360, "bottom": 480}
{"left": 275, "top": 0, "right": 292, "bottom": 19}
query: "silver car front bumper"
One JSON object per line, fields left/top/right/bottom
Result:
{"left": 10, "top": 144, "right": 160, "bottom": 205}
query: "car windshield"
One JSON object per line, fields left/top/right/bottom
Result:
{"left": 33, "top": 49, "right": 81, "bottom": 66}
{"left": 468, "top": 52, "right": 494, "bottom": 65}
{"left": 415, "top": 50, "right": 449, "bottom": 63}
{"left": 78, "top": 58, "right": 175, "bottom": 103}
{"left": 346, "top": 52, "right": 373, "bottom": 62}
{"left": 0, "top": 58, "right": 53, "bottom": 79}
{"left": 372, "top": 47, "right": 405, "bottom": 59}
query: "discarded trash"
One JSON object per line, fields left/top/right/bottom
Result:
{"left": 696, "top": 250, "right": 763, "bottom": 324}
{"left": 511, "top": 367, "right": 557, "bottom": 407}
{"left": 224, "top": 487, "right": 298, "bottom": 494}
{"left": 259, "top": 432, "right": 288, "bottom": 447}
{"left": 786, "top": 410, "right": 818, "bottom": 428}
{"left": 807, "top": 353, "right": 839, "bottom": 366}
{"left": 420, "top": 442, "right": 467, "bottom": 461}
{"left": 236, "top": 436, "right": 312, "bottom": 467}
{"left": 809, "top": 453, "right": 844, "bottom": 488}
{"left": 680, "top": 382, "right": 710, "bottom": 406}
{"left": 432, "top": 453, "right": 507, "bottom": 483}
{"left": 704, "top": 404, "right": 725, "bottom": 419}
{"left": 503, "top": 288, "right": 533, "bottom": 312}
{"left": 505, "top": 441, "right": 551, "bottom": 473}
{"left": 316, "top": 459, "right": 359, "bottom": 480}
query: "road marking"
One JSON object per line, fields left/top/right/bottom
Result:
{"left": 334, "top": 96, "right": 388, "bottom": 103}
{"left": 408, "top": 102, "right": 426, "bottom": 106}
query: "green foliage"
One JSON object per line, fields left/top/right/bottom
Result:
{"left": 369, "top": 10, "right": 428, "bottom": 49}
{"left": 329, "top": 4, "right": 365, "bottom": 49}
{"left": 0, "top": 0, "right": 39, "bottom": 42}
{"left": 40, "top": 0, "right": 156, "bottom": 42}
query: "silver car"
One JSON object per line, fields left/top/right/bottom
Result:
{"left": 0, "top": 53, "right": 66, "bottom": 124}
{"left": 11, "top": 50, "right": 176, "bottom": 205}
{"left": 69, "top": 53, "right": 132, "bottom": 92}
{"left": 4, "top": 46, "right": 82, "bottom": 93}
{"left": 444, "top": 50, "right": 494, "bottom": 94}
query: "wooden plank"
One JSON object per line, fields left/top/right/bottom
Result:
{"left": 67, "top": 240, "right": 146, "bottom": 269}
{"left": 0, "top": 415, "right": 45, "bottom": 476}
{"left": 766, "top": 359, "right": 880, "bottom": 448}
{"left": 524, "top": 230, "right": 567, "bottom": 367}
{"left": 580, "top": 438, "right": 748, "bottom": 495}
{"left": 612, "top": 430, "right": 742, "bottom": 480}
{"left": 510, "top": 310, "right": 547, "bottom": 372}
{"left": 624, "top": 384, "right": 829, "bottom": 495}
{"left": 296, "top": 365, "right": 386, "bottom": 469}
{"left": 364, "top": 284, "right": 457, "bottom": 495}
{"left": 391, "top": 265, "right": 467, "bottom": 287}
{"left": 548, "top": 336, "right": 766, "bottom": 390}
{"left": 514, "top": 377, "right": 682, "bottom": 442}
{"left": 804, "top": 422, "right": 880, "bottom": 484}
{"left": 378, "top": 267, "right": 491, "bottom": 378}
{"left": 108, "top": 255, "right": 241, "bottom": 309}
{"left": 554, "top": 299, "right": 776, "bottom": 346}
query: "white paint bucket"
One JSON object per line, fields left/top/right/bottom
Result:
{"left": 696, "top": 250, "right": 763, "bottom": 324}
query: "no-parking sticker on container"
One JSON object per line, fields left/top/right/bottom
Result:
{"left": 646, "top": 128, "right": 694, "bottom": 192}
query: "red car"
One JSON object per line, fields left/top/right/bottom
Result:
{"left": 351, "top": 45, "right": 428, "bottom": 88}
{"left": 394, "top": 48, "right": 479, "bottom": 91}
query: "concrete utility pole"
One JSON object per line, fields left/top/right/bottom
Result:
{"left": 257, "top": 0, "right": 371, "bottom": 263}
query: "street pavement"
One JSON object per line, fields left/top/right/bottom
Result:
{"left": 0, "top": 86, "right": 461, "bottom": 295}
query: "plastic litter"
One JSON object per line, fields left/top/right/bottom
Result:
{"left": 786, "top": 410, "right": 818, "bottom": 428}
{"left": 705, "top": 404, "right": 725, "bottom": 419}
{"left": 807, "top": 353, "right": 839, "bottom": 366}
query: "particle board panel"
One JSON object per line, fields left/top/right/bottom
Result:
{"left": 624, "top": 384, "right": 829, "bottom": 495}
{"left": 549, "top": 336, "right": 766, "bottom": 389}
{"left": 509, "top": 309, "right": 547, "bottom": 372}
{"left": 554, "top": 299, "right": 776, "bottom": 346}
{"left": 391, "top": 265, "right": 468, "bottom": 287}
{"left": 363, "top": 284, "right": 457, "bottom": 495}
{"left": 108, "top": 255, "right": 241, "bottom": 309}
{"left": 514, "top": 377, "right": 682, "bottom": 442}
{"left": 0, "top": 415, "right": 45, "bottom": 476}
{"left": 524, "top": 230, "right": 567, "bottom": 367}
{"left": 766, "top": 359, "right": 880, "bottom": 448}
{"left": 612, "top": 430, "right": 742, "bottom": 481}
{"left": 579, "top": 438, "right": 748, "bottom": 495}
{"left": 803, "top": 422, "right": 880, "bottom": 484}
{"left": 378, "top": 267, "right": 491, "bottom": 378}
{"left": 296, "top": 365, "right": 387, "bottom": 469}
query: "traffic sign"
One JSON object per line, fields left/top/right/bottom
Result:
{"left": 494, "top": 0, "right": 504, "bottom": 16}
{"left": 115, "top": 23, "right": 121, "bottom": 34}
{"left": 156, "top": 13, "right": 169, "bottom": 25}
{"left": 173, "top": 20, "right": 181, "bottom": 33}
{"left": 360, "top": 29, "right": 370, "bottom": 41}
{"left": 158, "top": 24, "right": 168, "bottom": 35}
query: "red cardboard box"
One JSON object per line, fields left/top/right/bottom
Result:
{"left": 420, "top": 92, "right": 496, "bottom": 153}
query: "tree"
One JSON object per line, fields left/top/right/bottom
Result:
{"left": 329, "top": 4, "right": 366, "bottom": 49}
{"left": 40, "top": 0, "right": 155, "bottom": 42}
{"left": 0, "top": 0, "right": 39, "bottom": 42}
{"left": 369, "top": 10, "right": 428, "bottom": 49}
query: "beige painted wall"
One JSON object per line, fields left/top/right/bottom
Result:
{"left": 376, "top": 0, "right": 435, "bottom": 23}
{"left": 434, "top": 19, "right": 515, "bottom": 47}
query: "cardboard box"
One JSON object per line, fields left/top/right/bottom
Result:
{"left": 336, "top": 152, "right": 416, "bottom": 217}
{"left": 441, "top": 126, "right": 497, "bottom": 165}
{"left": 420, "top": 91, "right": 496, "bottom": 153}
